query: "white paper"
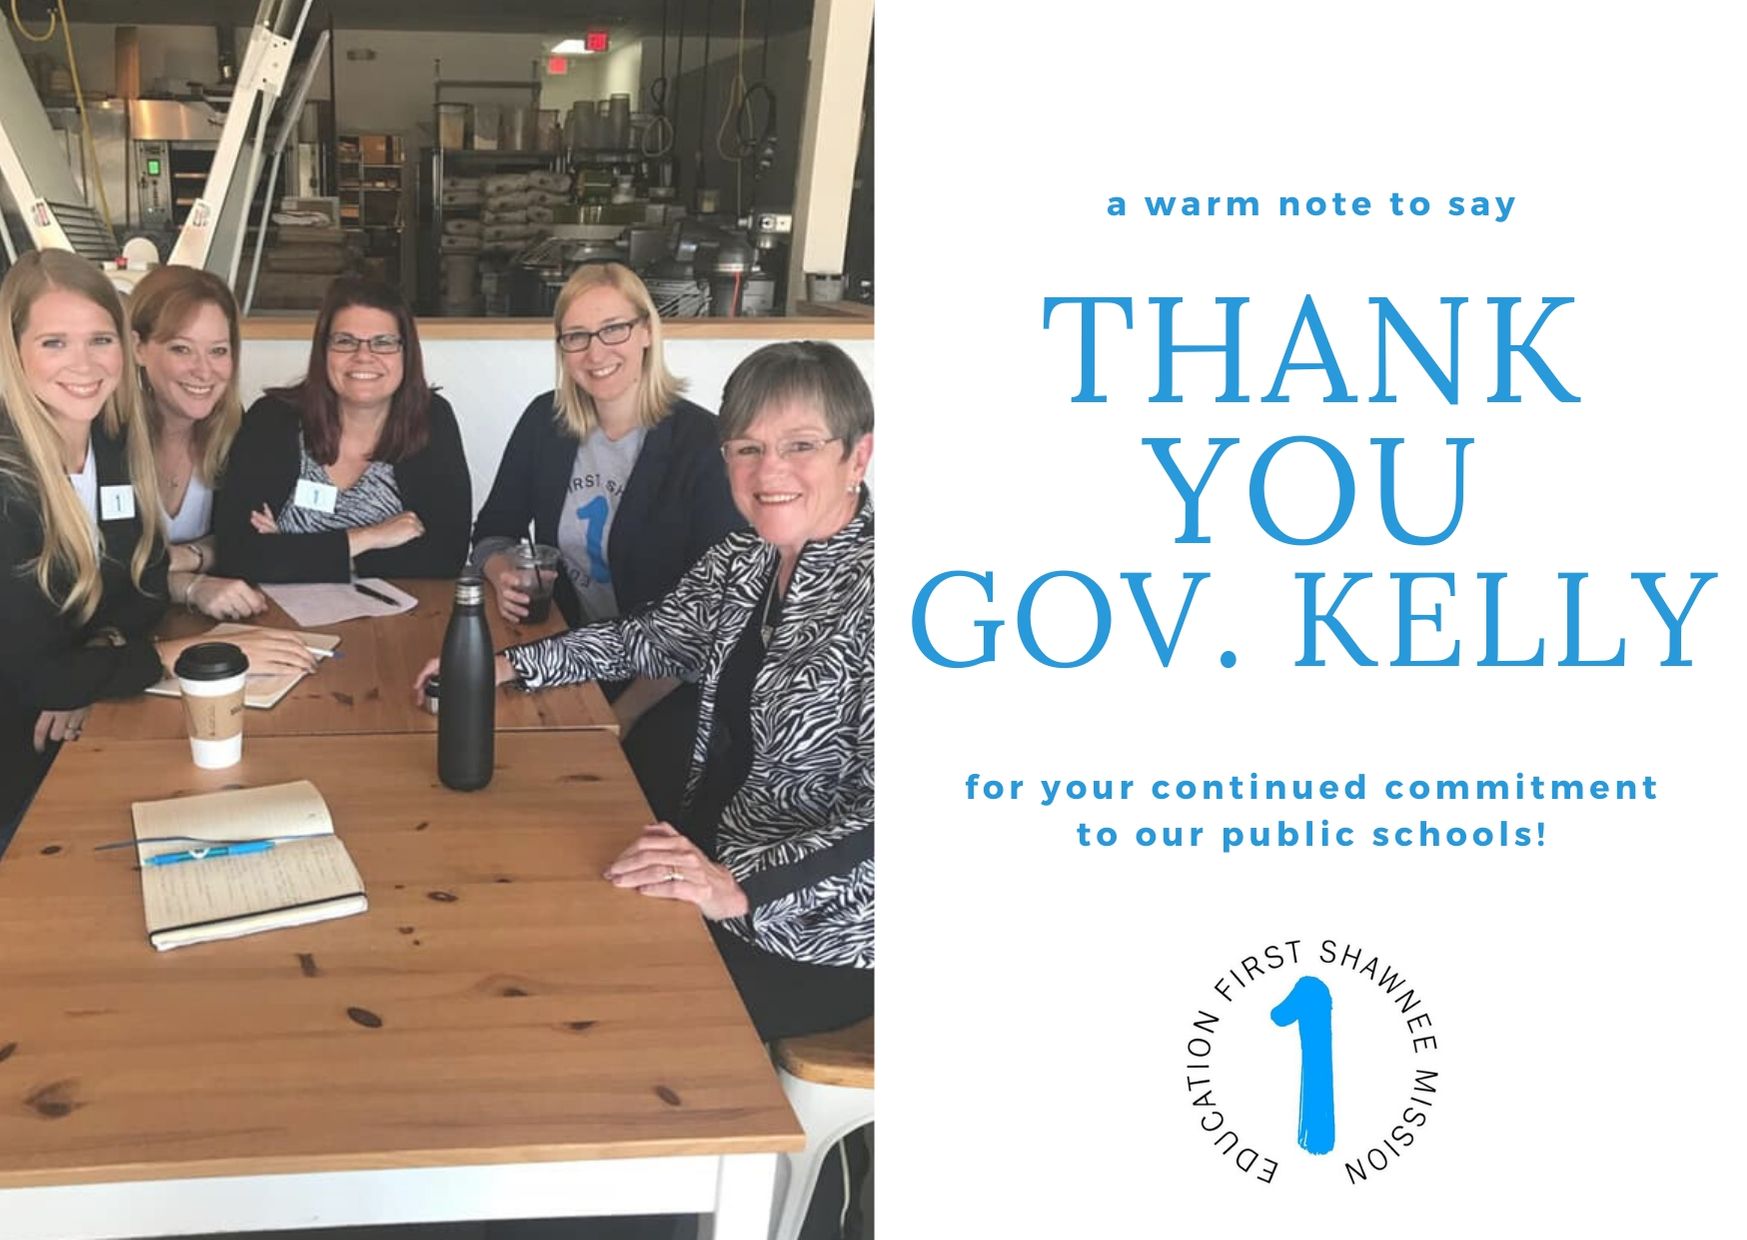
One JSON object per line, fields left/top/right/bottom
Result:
{"left": 262, "top": 578, "right": 416, "bottom": 626}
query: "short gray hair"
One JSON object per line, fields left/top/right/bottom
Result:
{"left": 718, "top": 341, "right": 873, "bottom": 454}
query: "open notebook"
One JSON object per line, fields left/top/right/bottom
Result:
{"left": 131, "top": 781, "right": 368, "bottom": 951}
{"left": 145, "top": 623, "right": 341, "bottom": 709}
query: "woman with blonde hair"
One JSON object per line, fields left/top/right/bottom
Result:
{"left": 469, "top": 261, "right": 742, "bottom": 817}
{"left": 0, "top": 252, "right": 311, "bottom": 845}
{"left": 129, "top": 263, "right": 267, "bottom": 620}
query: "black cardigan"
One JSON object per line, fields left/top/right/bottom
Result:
{"left": 470, "top": 394, "right": 745, "bottom": 625}
{"left": 213, "top": 394, "right": 471, "bottom": 582}
{"left": 1, "top": 420, "right": 168, "bottom": 821}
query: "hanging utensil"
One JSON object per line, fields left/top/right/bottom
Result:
{"left": 692, "top": 0, "right": 713, "bottom": 210}
{"left": 642, "top": 0, "right": 676, "bottom": 158}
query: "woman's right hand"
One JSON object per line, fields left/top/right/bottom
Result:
{"left": 411, "top": 653, "right": 519, "bottom": 704}
{"left": 482, "top": 551, "right": 531, "bottom": 621}
{"left": 225, "top": 629, "right": 322, "bottom": 677}
{"left": 349, "top": 511, "right": 425, "bottom": 557}
{"left": 186, "top": 575, "right": 269, "bottom": 621}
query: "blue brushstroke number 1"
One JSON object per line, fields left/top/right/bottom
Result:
{"left": 1271, "top": 976, "right": 1335, "bottom": 1155}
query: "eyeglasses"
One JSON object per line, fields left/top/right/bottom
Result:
{"left": 721, "top": 436, "right": 842, "bottom": 465}
{"left": 557, "top": 316, "right": 646, "bottom": 353}
{"left": 329, "top": 333, "right": 404, "bottom": 355}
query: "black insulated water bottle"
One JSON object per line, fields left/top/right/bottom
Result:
{"left": 437, "top": 575, "right": 494, "bottom": 790}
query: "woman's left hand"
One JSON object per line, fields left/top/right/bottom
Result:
{"left": 250, "top": 504, "right": 280, "bottom": 534}
{"left": 604, "top": 822, "right": 750, "bottom": 920}
{"left": 33, "top": 706, "right": 90, "bottom": 752}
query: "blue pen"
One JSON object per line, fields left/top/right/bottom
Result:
{"left": 147, "top": 840, "right": 278, "bottom": 867}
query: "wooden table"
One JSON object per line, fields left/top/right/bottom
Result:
{"left": 89, "top": 578, "right": 619, "bottom": 741}
{"left": 0, "top": 731, "right": 799, "bottom": 1239}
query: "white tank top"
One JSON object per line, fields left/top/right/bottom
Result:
{"left": 163, "top": 472, "right": 213, "bottom": 544}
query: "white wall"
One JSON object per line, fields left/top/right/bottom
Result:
{"left": 44, "top": 24, "right": 567, "bottom": 138}
{"left": 237, "top": 335, "right": 876, "bottom": 517}
{"left": 52, "top": 23, "right": 243, "bottom": 96}
{"left": 539, "top": 42, "right": 643, "bottom": 117}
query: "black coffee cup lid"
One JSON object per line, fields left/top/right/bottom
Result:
{"left": 174, "top": 641, "right": 250, "bottom": 680}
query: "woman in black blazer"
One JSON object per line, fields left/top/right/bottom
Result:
{"left": 213, "top": 278, "right": 469, "bottom": 582}
{"left": 470, "top": 262, "right": 743, "bottom": 816}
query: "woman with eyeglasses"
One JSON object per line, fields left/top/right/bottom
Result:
{"left": 419, "top": 341, "right": 874, "bottom": 1041}
{"left": 467, "top": 261, "right": 742, "bottom": 818}
{"left": 212, "top": 277, "right": 469, "bottom": 582}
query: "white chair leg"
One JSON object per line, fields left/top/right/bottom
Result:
{"left": 770, "top": 1072, "right": 874, "bottom": 1240}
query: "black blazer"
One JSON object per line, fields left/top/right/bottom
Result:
{"left": 470, "top": 394, "right": 746, "bottom": 625}
{"left": 213, "top": 394, "right": 471, "bottom": 582}
{"left": 1, "top": 420, "right": 168, "bottom": 825}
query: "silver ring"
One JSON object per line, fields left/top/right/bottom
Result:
{"left": 667, "top": 866, "right": 682, "bottom": 882}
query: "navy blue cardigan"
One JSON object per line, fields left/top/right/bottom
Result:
{"left": 470, "top": 394, "right": 745, "bottom": 626}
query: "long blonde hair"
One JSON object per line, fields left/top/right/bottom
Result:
{"left": 0, "top": 250, "right": 163, "bottom": 624}
{"left": 128, "top": 264, "right": 244, "bottom": 486}
{"left": 551, "top": 262, "right": 685, "bottom": 437}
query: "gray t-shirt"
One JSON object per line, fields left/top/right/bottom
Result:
{"left": 556, "top": 424, "right": 645, "bottom": 622}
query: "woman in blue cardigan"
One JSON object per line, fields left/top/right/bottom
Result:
{"left": 469, "top": 262, "right": 743, "bottom": 816}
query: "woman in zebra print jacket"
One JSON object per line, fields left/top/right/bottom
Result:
{"left": 420, "top": 341, "right": 873, "bottom": 1041}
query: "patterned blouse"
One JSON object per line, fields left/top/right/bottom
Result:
{"left": 506, "top": 496, "right": 874, "bottom": 969}
{"left": 274, "top": 436, "right": 403, "bottom": 534}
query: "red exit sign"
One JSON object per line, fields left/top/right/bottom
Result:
{"left": 585, "top": 30, "right": 609, "bottom": 53}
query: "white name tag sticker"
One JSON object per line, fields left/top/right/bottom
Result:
{"left": 294, "top": 479, "right": 339, "bottom": 513}
{"left": 98, "top": 485, "right": 136, "bottom": 521}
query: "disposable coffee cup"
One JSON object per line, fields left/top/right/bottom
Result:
{"left": 174, "top": 641, "right": 249, "bottom": 769}
{"left": 512, "top": 544, "right": 561, "bottom": 623}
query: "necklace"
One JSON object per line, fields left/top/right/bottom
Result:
{"left": 759, "top": 571, "right": 783, "bottom": 646}
{"left": 159, "top": 442, "right": 193, "bottom": 498}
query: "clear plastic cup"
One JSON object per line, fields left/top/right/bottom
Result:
{"left": 512, "top": 544, "right": 561, "bottom": 624}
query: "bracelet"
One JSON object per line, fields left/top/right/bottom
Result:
{"left": 191, "top": 543, "right": 207, "bottom": 572}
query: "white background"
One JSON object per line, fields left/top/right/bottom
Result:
{"left": 879, "top": 2, "right": 1741, "bottom": 1234}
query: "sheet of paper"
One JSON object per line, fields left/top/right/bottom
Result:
{"left": 144, "top": 625, "right": 341, "bottom": 709}
{"left": 262, "top": 577, "right": 417, "bottom": 626}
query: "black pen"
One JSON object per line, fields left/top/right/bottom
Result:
{"left": 353, "top": 581, "right": 398, "bottom": 606}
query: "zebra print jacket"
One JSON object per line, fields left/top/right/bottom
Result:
{"left": 504, "top": 496, "right": 873, "bottom": 969}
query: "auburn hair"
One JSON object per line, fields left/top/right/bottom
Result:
{"left": 266, "top": 276, "right": 432, "bottom": 463}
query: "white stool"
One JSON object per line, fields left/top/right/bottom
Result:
{"left": 770, "top": 1017, "right": 874, "bottom": 1240}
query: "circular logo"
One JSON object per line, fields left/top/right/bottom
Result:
{"left": 1182, "top": 938, "right": 1443, "bottom": 1184}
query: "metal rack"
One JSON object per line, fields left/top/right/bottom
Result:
{"left": 426, "top": 61, "right": 560, "bottom": 313}
{"left": 336, "top": 133, "right": 411, "bottom": 293}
